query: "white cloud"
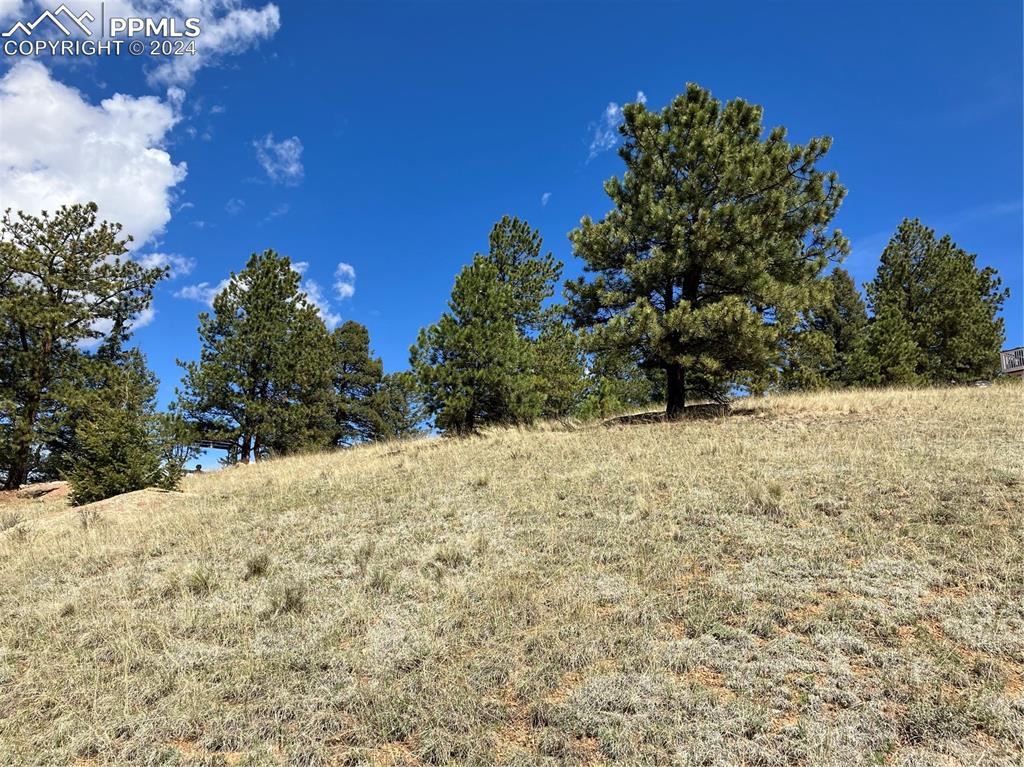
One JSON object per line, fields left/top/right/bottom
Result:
{"left": 1, "top": 2, "right": 280, "bottom": 88}
{"left": 300, "top": 277, "right": 341, "bottom": 329}
{"left": 0, "top": 61, "right": 186, "bottom": 249}
{"left": 174, "top": 278, "right": 230, "bottom": 306}
{"left": 137, "top": 251, "right": 195, "bottom": 278}
{"left": 262, "top": 202, "right": 290, "bottom": 221}
{"left": 334, "top": 262, "right": 356, "bottom": 299}
{"left": 541, "top": 192, "right": 551, "bottom": 206}
{"left": 225, "top": 197, "right": 245, "bottom": 215}
{"left": 82, "top": 305, "right": 157, "bottom": 348}
{"left": 165, "top": 85, "right": 186, "bottom": 111}
{"left": 254, "top": 133, "right": 303, "bottom": 185}
{"left": 588, "top": 90, "right": 646, "bottom": 160}
{"left": 0, "top": 0, "right": 27, "bottom": 24}
{"left": 145, "top": 1, "right": 281, "bottom": 88}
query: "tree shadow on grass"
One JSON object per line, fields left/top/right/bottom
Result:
{"left": 602, "top": 403, "right": 732, "bottom": 427}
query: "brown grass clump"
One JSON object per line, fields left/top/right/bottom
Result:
{"left": 1, "top": 383, "right": 1022, "bottom": 765}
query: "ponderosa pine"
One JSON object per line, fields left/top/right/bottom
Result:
{"left": 567, "top": 84, "right": 848, "bottom": 417}
{"left": 0, "top": 203, "right": 164, "bottom": 489}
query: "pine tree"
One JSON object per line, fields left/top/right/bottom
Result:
{"left": 365, "top": 371, "right": 425, "bottom": 441}
{"left": 411, "top": 217, "right": 581, "bottom": 433}
{"left": 330, "top": 320, "right": 387, "bottom": 445}
{"left": 576, "top": 342, "right": 665, "bottom": 419}
{"left": 780, "top": 268, "right": 869, "bottom": 389}
{"left": 863, "top": 219, "right": 1007, "bottom": 384}
{"left": 823, "top": 268, "right": 871, "bottom": 385}
{"left": 0, "top": 204, "right": 165, "bottom": 489}
{"left": 915, "top": 233, "right": 1007, "bottom": 382}
{"left": 857, "top": 302, "right": 924, "bottom": 386}
{"left": 567, "top": 84, "right": 848, "bottom": 418}
{"left": 66, "top": 343, "right": 183, "bottom": 506}
{"left": 176, "top": 250, "right": 334, "bottom": 463}
{"left": 412, "top": 257, "right": 530, "bottom": 433}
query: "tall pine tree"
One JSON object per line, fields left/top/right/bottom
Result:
{"left": 567, "top": 84, "right": 848, "bottom": 417}
{"left": 863, "top": 219, "right": 1007, "bottom": 384}
{"left": 411, "top": 217, "right": 582, "bottom": 433}
{"left": 176, "top": 250, "right": 334, "bottom": 463}
{"left": 330, "top": 320, "right": 389, "bottom": 445}
{"left": 0, "top": 203, "right": 165, "bottom": 489}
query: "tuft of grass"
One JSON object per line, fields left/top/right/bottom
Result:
{"left": 0, "top": 510, "right": 23, "bottom": 532}
{"left": 243, "top": 552, "right": 270, "bottom": 580}
{"left": 265, "top": 581, "right": 306, "bottom": 616}
{"left": 77, "top": 508, "right": 99, "bottom": 531}
{"left": 186, "top": 567, "right": 216, "bottom": 595}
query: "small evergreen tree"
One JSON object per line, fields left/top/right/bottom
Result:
{"left": 66, "top": 346, "right": 181, "bottom": 506}
{"left": 575, "top": 343, "right": 664, "bottom": 419}
{"left": 567, "top": 84, "right": 848, "bottom": 417}
{"left": 366, "top": 372, "right": 426, "bottom": 441}
{"left": 855, "top": 302, "right": 924, "bottom": 386}
{"left": 411, "top": 217, "right": 581, "bottom": 433}
{"left": 780, "top": 268, "right": 869, "bottom": 389}
{"left": 176, "top": 250, "right": 334, "bottom": 463}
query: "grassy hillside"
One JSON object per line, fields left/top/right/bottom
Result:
{"left": 2, "top": 385, "right": 1022, "bottom": 766}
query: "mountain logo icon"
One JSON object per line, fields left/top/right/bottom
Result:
{"left": 2, "top": 4, "right": 95, "bottom": 37}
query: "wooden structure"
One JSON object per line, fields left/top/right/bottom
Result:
{"left": 194, "top": 438, "right": 236, "bottom": 451}
{"left": 1000, "top": 347, "right": 1024, "bottom": 379}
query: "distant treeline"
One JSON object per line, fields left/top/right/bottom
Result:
{"left": 0, "top": 84, "right": 1007, "bottom": 502}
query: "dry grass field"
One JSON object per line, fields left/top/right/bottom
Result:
{"left": 1, "top": 384, "right": 1022, "bottom": 766}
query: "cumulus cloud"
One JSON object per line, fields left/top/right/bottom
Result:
{"left": 0, "top": 0, "right": 27, "bottom": 24}
{"left": 137, "top": 251, "right": 195, "bottom": 278}
{"left": 254, "top": 133, "right": 303, "bottom": 185}
{"left": 144, "top": 1, "right": 280, "bottom": 88}
{"left": 81, "top": 305, "right": 157, "bottom": 348}
{"left": 588, "top": 90, "right": 647, "bottom": 160}
{"left": 174, "top": 278, "right": 230, "bottom": 306}
{"left": 1, "top": 1, "right": 281, "bottom": 87}
{"left": 0, "top": 61, "right": 186, "bottom": 248}
{"left": 300, "top": 277, "right": 341, "bottom": 329}
{"left": 334, "top": 262, "right": 356, "bottom": 300}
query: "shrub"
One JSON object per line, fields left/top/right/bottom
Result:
{"left": 0, "top": 510, "right": 23, "bottom": 532}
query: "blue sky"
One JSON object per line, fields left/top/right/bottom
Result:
{"left": 1, "top": 0, "right": 1021, "bottom": 407}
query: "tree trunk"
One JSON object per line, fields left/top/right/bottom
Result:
{"left": 3, "top": 432, "right": 31, "bottom": 490}
{"left": 240, "top": 433, "right": 252, "bottom": 464}
{"left": 3, "top": 394, "right": 40, "bottom": 490}
{"left": 665, "top": 364, "right": 686, "bottom": 420}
